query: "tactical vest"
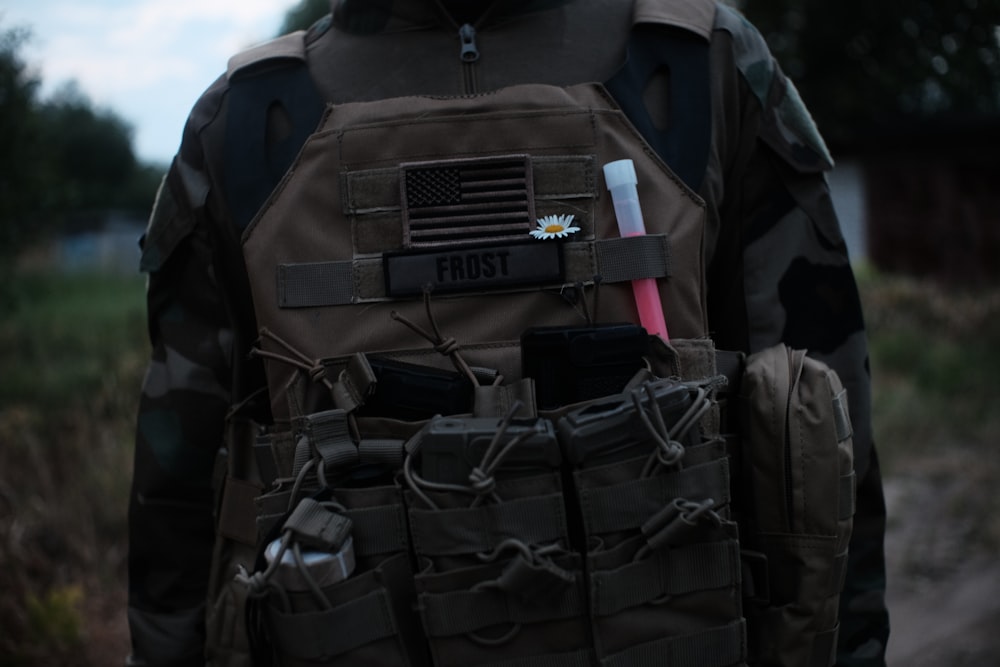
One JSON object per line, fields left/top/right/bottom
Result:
{"left": 206, "top": 6, "right": 855, "bottom": 667}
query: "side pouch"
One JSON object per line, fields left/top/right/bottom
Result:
{"left": 738, "top": 344, "right": 856, "bottom": 667}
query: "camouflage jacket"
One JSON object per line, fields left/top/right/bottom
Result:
{"left": 128, "top": 1, "right": 889, "bottom": 665}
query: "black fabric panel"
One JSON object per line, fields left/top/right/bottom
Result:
{"left": 224, "top": 62, "right": 325, "bottom": 231}
{"left": 605, "top": 24, "right": 712, "bottom": 193}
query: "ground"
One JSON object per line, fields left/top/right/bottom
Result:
{"left": 883, "top": 447, "right": 1000, "bottom": 667}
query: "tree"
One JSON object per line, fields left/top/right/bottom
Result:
{"left": 0, "top": 20, "right": 163, "bottom": 269}
{"left": 738, "top": 0, "right": 1000, "bottom": 144}
{"left": 37, "top": 82, "right": 139, "bottom": 216}
{"left": 0, "top": 24, "right": 45, "bottom": 262}
{"left": 279, "top": 0, "right": 329, "bottom": 34}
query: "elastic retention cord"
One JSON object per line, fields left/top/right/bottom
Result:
{"left": 633, "top": 384, "right": 685, "bottom": 478}
{"left": 252, "top": 327, "right": 334, "bottom": 391}
{"left": 468, "top": 400, "right": 530, "bottom": 508}
{"left": 403, "top": 401, "right": 529, "bottom": 509}
{"left": 390, "top": 288, "right": 479, "bottom": 386}
{"left": 236, "top": 525, "right": 334, "bottom": 612}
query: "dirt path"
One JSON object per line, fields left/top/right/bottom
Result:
{"left": 883, "top": 453, "right": 1000, "bottom": 667}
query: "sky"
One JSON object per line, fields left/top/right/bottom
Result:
{"left": 5, "top": 0, "right": 300, "bottom": 165}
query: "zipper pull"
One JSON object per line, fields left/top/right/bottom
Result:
{"left": 459, "top": 23, "right": 480, "bottom": 63}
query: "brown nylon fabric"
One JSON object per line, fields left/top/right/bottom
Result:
{"left": 739, "top": 344, "right": 855, "bottom": 667}
{"left": 243, "top": 83, "right": 708, "bottom": 422}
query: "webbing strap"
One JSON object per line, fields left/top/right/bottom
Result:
{"left": 832, "top": 389, "right": 853, "bottom": 443}
{"left": 283, "top": 498, "right": 352, "bottom": 551}
{"left": 480, "top": 649, "right": 594, "bottom": 667}
{"left": 297, "top": 409, "right": 357, "bottom": 473}
{"left": 343, "top": 504, "right": 409, "bottom": 557}
{"left": 267, "top": 589, "right": 397, "bottom": 660}
{"left": 579, "top": 459, "right": 730, "bottom": 536}
{"left": 591, "top": 539, "right": 740, "bottom": 617}
{"left": 811, "top": 624, "right": 840, "bottom": 667}
{"left": 332, "top": 354, "right": 376, "bottom": 413}
{"left": 358, "top": 438, "right": 405, "bottom": 468}
{"left": 595, "top": 234, "right": 671, "bottom": 283}
{"left": 277, "top": 261, "right": 353, "bottom": 308}
{"left": 601, "top": 620, "right": 747, "bottom": 667}
{"left": 419, "top": 574, "right": 586, "bottom": 637}
{"left": 408, "top": 494, "right": 567, "bottom": 556}
{"left": 274, "top": 235, "right": 670, "bottom": 308}
{"left": 831, "top": 550, "right": 850, "bottom": 597}
{"left": 839, "top": 471, "right": 856, "bottom": 520}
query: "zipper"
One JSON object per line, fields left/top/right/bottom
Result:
{"left": 458, "top": 23, "right": 480, "bottom": 93}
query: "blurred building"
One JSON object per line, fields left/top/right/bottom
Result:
{"left": 834, "top": 114, "right": 1000, "bottom": 287}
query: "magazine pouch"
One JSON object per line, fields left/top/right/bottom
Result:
{"left": 738, "top": 344, "right": 856, "bottom": 667}
{"left": 243, "top": 407, "right": 428, "bottom": 667}
{"left": 404, "top": 414, "right": 593, "bottom": 667}
{"left": 557, "top": 376, "right": 747, "bottom": 666}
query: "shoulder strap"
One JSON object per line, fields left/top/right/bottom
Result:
{"left": 224, "top": 31, "right": 326, "bottom": 231}
{"left": 604, "top": 0, "right": 715, "bottom": 192}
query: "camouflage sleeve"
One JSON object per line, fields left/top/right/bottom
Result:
{"left": 713, "top": 7, "right": 890, "bottom": 666}
{"left": 127, "top": 160, "right": 233, "bottom": 666}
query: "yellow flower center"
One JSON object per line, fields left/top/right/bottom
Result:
{"left": 544, "top": 224, "right": 564, "bottom": 233}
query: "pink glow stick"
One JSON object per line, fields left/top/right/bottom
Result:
{"left": 603, "top": 159, "right": 670, "bottom": 341}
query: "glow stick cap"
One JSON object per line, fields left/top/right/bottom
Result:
{"left": 603, "top": 159, "right": 637, "bottom": 190}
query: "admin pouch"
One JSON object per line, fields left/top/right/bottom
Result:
{"left": 738, "top": 345, "right": 856, "bottom": 667}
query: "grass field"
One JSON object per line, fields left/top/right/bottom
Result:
{"left": 0, "top": 265, "right": 997, "bottom": 665}
{"left": 0, "top": 270, "right": 147, "bottom": 665}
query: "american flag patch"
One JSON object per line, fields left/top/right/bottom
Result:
{"left": 400, "top": 154, "right": 536, "bottom": 248}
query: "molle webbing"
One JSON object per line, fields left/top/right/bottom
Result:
{"left": 577, "top": 458, "right": 730, "bottom": 536}
{"left": 276, "top": 235, "right": 671, "bottom": 307}
{"left": 229, "top": 342, "right": 763, "bottom": 667}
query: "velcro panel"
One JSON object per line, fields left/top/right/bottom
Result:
{"left": 345, "top": 155, "right": 596, "bottom": 256}
{"left": 278, "top": 261, "right": 353, "bottom": 308}
{"left": 532, "top": 155, "right": 595, "bottom": 201}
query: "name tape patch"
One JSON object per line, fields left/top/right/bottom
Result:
{"left": 384, "top": 242, "right": 564, "bottom": 297}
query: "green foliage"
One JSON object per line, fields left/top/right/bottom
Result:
{"left": 0, "top": 25, "right": 45, "bottom": 263}
{"left": 25, "top": 586, "right": 84, "bottom": 650}
{"left": 37, "top": 82, "right": 138, "bottom": 213}
{"left": 279, "top": 0, "right": 330, "bottom": 34}
{"left": 739, "top": 0, "right": 1000, "bottom": 142}
{"left": 0, "top": 21, "right": 165, "bottom": 270}
{"left": 858, "top": 269, "right": 1000, "bottom": 471}
{"left": 0, "top": 271, "right": 147, "bottom": 405}
{"left": 0, "top": 269, "right": 146, "bottom": 666}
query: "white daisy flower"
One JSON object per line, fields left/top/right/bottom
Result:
{"left": 529, "top": 214, "right": 580, "bottom": 240}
